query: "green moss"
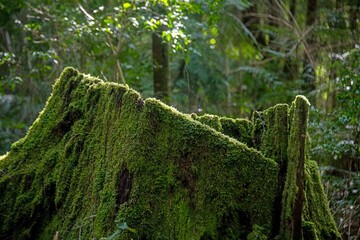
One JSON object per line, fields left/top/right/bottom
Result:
{"left": 0, "top": 68, "right": 278, "bottom": 239}
{"left": 279, "top": 96, "right": 310, "bottom": 239}
{"left": 0, "top": 69, "right": 340, "bottom": 240}
{"left": 251, "top": 104, "right": 289, "bottom": 237}
{"left": 302, "top": 221, "right": 318, "bottom": 240}
{"left": 122, "top": 98, "right": 277, "bottom": 239}
{"left": 303, "top": 160, "right": 341, "bottom": 240}
{"left": 252, "top": 104, "right": 289, "bottom": 165}
{"left": 191, "top": 113, "right": 223, "bottom": 132}
{"left": 219, "top": 117, "right": 253, "bottom": 146}
{"left": 191, "top": 114, "right": 253, "bottom": 146}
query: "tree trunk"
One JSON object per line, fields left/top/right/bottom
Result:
{"left": 349, "top": 0, "right": 360, "bottom": 41}
{"left": 283, "top": 0, "right": 299, "bottom": 82}
{"left": 302, "top": 0, "right": 317, "bottom": 102}
{"left": 152, "top": 27, "right": 170, "bottom": 102}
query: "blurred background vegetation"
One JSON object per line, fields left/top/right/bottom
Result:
{"left": 0, "top": 0, "right": 359, "bottom": 238}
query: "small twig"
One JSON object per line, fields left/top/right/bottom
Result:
{"left": 242, "top": 12, "right": 294, "bottom": 30}
{"left": 105, "top": 33, "right": 126, "bottom": 84}
{"left": 76, "top": 1, "right": 94, "bottom": 21}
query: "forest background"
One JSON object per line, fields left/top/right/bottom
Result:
{"left": 0, "top": 0, "right": 359, "bottom": 239}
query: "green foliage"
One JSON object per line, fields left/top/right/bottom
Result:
{"left": 247, "top": 225, "right": 267, "bottom": 240}
{"left": 0, "top": 95, "right": 27, "bottom": 155}
{"left": 309, "top": 47, "right": 360, "bottom": 169}
{"left": 0, "top": 0, "right": 25, "bottom": 26}
{"left": 321, "top": 169, "right": 360, "bottom": 239}
{"left": 0, "top": 0, "right": 226, "bottom": 154}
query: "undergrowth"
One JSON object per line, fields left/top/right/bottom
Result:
{"left": 321, "top": 168, "right": 360, "bottom": 240}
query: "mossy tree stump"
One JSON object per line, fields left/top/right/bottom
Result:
{"left": 0, "top": 68, "right": 341, "bottom": 239}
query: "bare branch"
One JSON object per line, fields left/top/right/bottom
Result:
{"left": 76, "top": 1, "right": 94, "bottom": 21}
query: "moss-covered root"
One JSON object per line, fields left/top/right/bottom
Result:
{"left": 279, "top": 95, "right": 310, "bottom": 240}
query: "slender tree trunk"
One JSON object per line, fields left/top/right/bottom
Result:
{"left": 302, "top": 0, "right": 317, "bottom": 103}
{"left": 283, "top": 0, "right": 299, "bottom": 82}
{"left": 306, "top": 0, "right": 317, "bottom": 26}
{"left": 349, "top": 0, "right": 360, "bottom": 41}
{"left": 289, "top": 0, "right": 296, "bottom": 18}
{"left": 152, "top": 27, "right": 170, "bottom": 101}
{"left": 242, "top": 2, "right": 267, "bottom": 46}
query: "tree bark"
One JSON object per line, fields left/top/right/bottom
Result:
{"left": 152, "top": 27, "right": 170, "bottom": 101}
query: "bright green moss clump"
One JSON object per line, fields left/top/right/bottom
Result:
{"left": 0, "top": 68, "right": 341, "bottom": 240}
{"left": 191, "top": 113, "right": 253, "bottom": 146}
{"left": 191, "top": 113, "right": 223, "bottom": 132}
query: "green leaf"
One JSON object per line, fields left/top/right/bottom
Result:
{"left": 209, "top": 38, "right": 216, "bottom": 45}
{"left": 262, "top": 48, "right": 286, "bottom": 57}
{"left": 123, "top": 3, "right": 131, "bottom": 10}
{"left": 210, "top": 27, "right": 218, "bottom": 36}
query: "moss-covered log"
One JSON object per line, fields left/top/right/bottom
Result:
{"left": 0, "top": 68, "right": 341, "bottom": 240}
